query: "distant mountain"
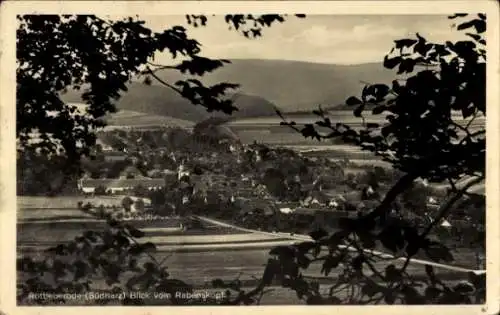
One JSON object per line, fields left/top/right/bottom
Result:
{"left": 60, "top": 59, "right": 398, "bottom": 123}
{"left": 145, "top": 59, "right": 397, "bottom": 113}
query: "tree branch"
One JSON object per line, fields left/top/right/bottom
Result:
{"left": 421, "top": 175, "right": 484, "bottom": 238}
{"left": 363, "top": 171, "right": 420, "bottom": 221}
{"left": 400, "top": 175, "right": 484, "bottom": 274}
{"left": 144, "top": 66, "right": 183, "bottom": 95}
{"left": 146, "top": 61, "right": 178, "bottom": 71}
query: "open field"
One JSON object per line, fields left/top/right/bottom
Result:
{"left": 228, "top": 111, "right": 485, "bottom": 147}
{"left": 228, "top": 111, "right": 486, "bottom": 126}
{"left": 17, "top": 221, "right": 243, "bottom": 246}
{"left": 19, "top": 246, "right": 478, "bottom": 299}
{"left": 17, "top": 195, "right": 123, "bottom": 209}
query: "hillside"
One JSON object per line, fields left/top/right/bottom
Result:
{"left": 145, "top": 59, "right": 397, "bottom": 113}
{"left": 60, "top": 82, "right": 279, "bottom": 123}
{"left": 103, "top": 109, "right": 195, "bottom": 129}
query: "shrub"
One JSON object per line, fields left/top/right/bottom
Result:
{"left": 94, "top": 185, "right": 107, "bottom": 195}
{"left": 133, "top": 184, "right": 149, "bottom": 197}
{"left": 121, "top": 196, "right": 133, "bottom": 212}
{"left": 134, "top": 199, "right": 145, "bottom": 212}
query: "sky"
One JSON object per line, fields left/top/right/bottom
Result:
{"left": 136, "top": 14, "right": 470, "bottom": 65}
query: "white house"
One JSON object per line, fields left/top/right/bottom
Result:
{"left": 279, "top": 207, "right": 295, "bottom": 214}
{"left": 440, "top": 219, "right": 452, "bottom": 228}
{"left": 328, "top": 199, "right": 339, "bottom": 208}
{"left": 177, "top": 162, "right": 190, "bottom": 180}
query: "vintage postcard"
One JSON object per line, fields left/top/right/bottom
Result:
{"left": 0, "top": 1, "right": 499, "bottom": 314}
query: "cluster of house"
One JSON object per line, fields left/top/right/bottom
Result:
{"left": 82, "top": 137, "right": 464, "bottom": 231}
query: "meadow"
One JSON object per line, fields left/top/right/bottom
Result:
{"left": 227, "top": 111, "right": 485, "bottom": 148}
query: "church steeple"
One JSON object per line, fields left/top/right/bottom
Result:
{"left": 177, "top": 159, "right": 190, "bottom": 180}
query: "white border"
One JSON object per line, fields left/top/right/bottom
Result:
{"left": 1, "top": 1, "right": 498, "bottom": 315}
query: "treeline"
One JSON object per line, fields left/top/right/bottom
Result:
{"left": 16, "top": 149, "right": 79, "bottom": 196}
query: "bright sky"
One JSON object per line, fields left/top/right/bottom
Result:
{"left": 138, "top": 14, "right": 470, "bottom": 65}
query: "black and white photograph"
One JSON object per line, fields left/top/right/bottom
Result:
{"left": 1, "top": 0, "right": 499, "bottom": 311}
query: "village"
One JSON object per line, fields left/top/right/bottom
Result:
{"left": 71, "top": 126, "right": 483, "bottom": 240}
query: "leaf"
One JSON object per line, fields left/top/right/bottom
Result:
{"left": 384, "top": 291, "right": 396, "bottom": 304}
{"left": 424, "top": 242, "right": 454, "bottom": 263}
{"left": 362, "top": 281, "right": 382, "bottom": 297}
{"left": 312, "top": 108, "right": 324, "bottom": 116}
{"left": 126, "top": 225, "right": 145, "bottom": 238}
{"left": 337, "top": 217, "right": 357, "bottom": 230}
{"left": 372, "top": 106, "right": 386, "bottom": 115}
{"left": 383, "top": 56, "right": 402, "bottom": 69}
{"left": 453, "top": 282, "right": 475, "bottom": 295}
{"left": 372, "top": 84, "right": 390, "bottom": 101}
{"left": 140, "top": 242, "right": 157, "bottom": 253}
{"left": 325, "top": 230, "right": 349, "bottom": 248}
{"left": 309, "top": 228, "right": 328, "bottom": 241}
{"left": 143, "top": 76, "right": 152, "bottom": 86}
{"left": 366, "top": 122, "right": 380, "bottom": 129}
{"left": 351, "top": 255, "right": 364, "bottom": 271}
{"left": 457, "top": 21, "right": 474, "bottom": 31}
{"left": 358, "top": 232, "right": 377, "bottom": 249}
{"left": 73, "top": 260, "right": 89, "bottom": 281}
{"left": 269, "top": 245, "right": 296, "bottom": 259}
{"left": 462, "top": 105, "right": 475, "bottom": 119}
{"left": 394, "top": 38, "right": 417, "bottom": 49}
{"left": 465, "top": 33, "right": 482, "bottom": 41}
{"left": 321, "top": 255, "right": 342, "bottom": 276}
{"left": 312, "top": 243, "right": 322, "bottom": 258}
{"left": 381, "top": 125, "right": 393, "bottom": 138}
{"left": 306, "top": 295, "right": 323, "bottom": 305}
{"left": 345, "top": 96, "right": 363, "bottom": 106}
{"left": 378, "top": 225, "right": 405, "bottom": 253}
{"left": 398, "top": 59, "right": 416, "bottom": 74}
{"left": 385, "top": 264, "right": 401, "bottom": 282}
{"left": 468, "top": 272, "right": 486, "bottom": 290}
{"left": 448, "top": 13, "right": 468, "bottom": 19}
{"left": 353, "top": 104, "right": 365, "bottom": 117}
{"left": 297, "top": 254, "right": 311, "bottom": 269}
{"left": 107, "top": 219, "right": 119, "bottom": 227}
{"left": 300, "top": 124, "right": 319, "bottom": 140}
{"left": 295, "top": 241, "right": 317, "bottom": 254}
{"left": 211, "top": 278, "right": 225, "bottom": 288}
{"left": 473, "top": 19, "right": 486, "bottom": 33}
{"left": 143, "top": 262, "right": 156, "bottom": 273}
{"left": 457, "top": 19, "right": 486, "bottom": 33}
{"left": 425, "top": 265, "right": 438, "bottom": 283}
{"left": 401, "top": 285, "right": 425, "bottom": 304}
{"left": 425, "top": 286, "right": 442, "bottom": 300}
{"left": 262, "top": 258, "right": 278, "bottom": 285}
